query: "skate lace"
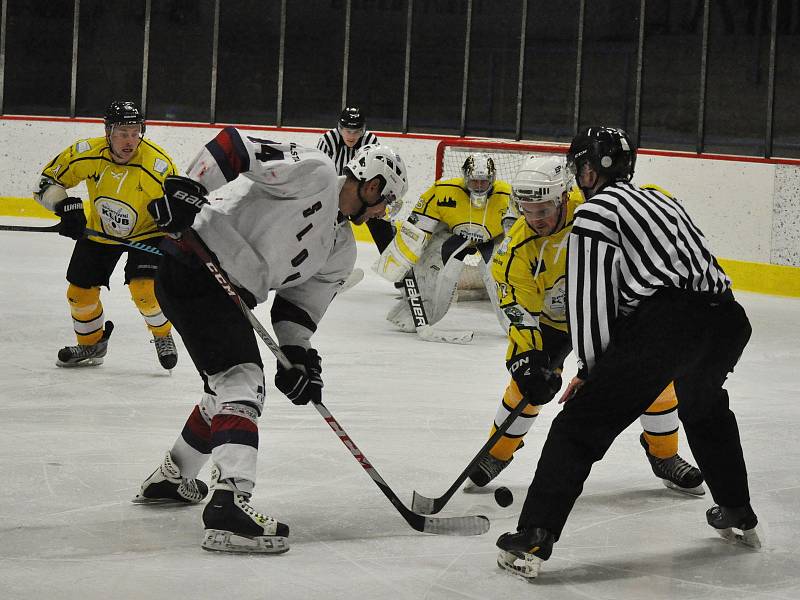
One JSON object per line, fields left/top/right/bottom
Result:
{"left": 238, "top": 496, "right": 274, "bottom": 525}
{"left": 476, "top": 453, "right": 510, "bottom": 480}
{"left": 654, "top": 454, "right": 695, "bottom": 481}
{"left": 152, "top": 334, "right": 177, "bottom": 357}
{"left": 179, "top": 478, "right": 205, "bottom": 502}
{"left": 61, "top": 343, "right": 101, "bottom": 359}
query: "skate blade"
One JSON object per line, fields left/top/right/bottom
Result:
{"left": 663, "top": 479, "right": 706, "bottom": 496}
{"left": 56, "top": 357, "right": 104, "bottom": 368}
{"left": 131, "top": 495, "right": 193, "bottom": 505}
{"left": 715, "top": 525, "right": 762, "bottom": 549}
{"left": 202, "top": 529, "right": 290, "bottom": 554}
{"left": 496, "top": 550, "right": 542, "bottom": 581}
{"left": 462, "top": 481, "right": 493, "bottom": 494}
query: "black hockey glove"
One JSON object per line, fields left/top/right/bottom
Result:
{"left": 147, "top": 175, "right": 208, "bottom": 233}
{"left": 275, "top": 345, "right": 323, "bottom": 405}
{"left": 506, "top": 350, "right": 562, "bottom": 405}
{"left": 54, "top": 197, "right": 86, "bottom": 240}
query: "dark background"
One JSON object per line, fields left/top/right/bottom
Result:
{"left": 3, "top": 0, "right": 798, "bottom": 158}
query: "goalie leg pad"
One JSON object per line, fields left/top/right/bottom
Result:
{"left": 430, "top": 255, "right": 465, "bottom": 324}
{"left": 372, "top": 220, "right": 429, "bottom": 283}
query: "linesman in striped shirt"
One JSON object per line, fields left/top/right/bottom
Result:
{"left": 496, "top": 127, "right": 759, "bottom": 579}
{"left": 317, "top": 107, "right": 394, "bottom": 252}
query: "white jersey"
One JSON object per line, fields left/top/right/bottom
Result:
{"left": 186, "top": 127, "right": 356, "bottom": 347}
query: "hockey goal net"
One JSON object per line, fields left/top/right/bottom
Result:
{"left": 434, "top": 139, "right": 569, "bottom": 294}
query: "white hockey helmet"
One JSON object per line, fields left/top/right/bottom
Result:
{"left": 462, "top": 153, "right": 496, "bottom": 209}
{"left": 345, "top": 144, "right": 409, "bottom": 218}
{"left": 512, "top": 154, "right": 571, "bottom": 221}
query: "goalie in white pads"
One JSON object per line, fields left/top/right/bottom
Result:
{"left": 373, "top": 153, "right": 511, "bottom": 332}
{"left": 133, "top": 130, "right": 407, "bottom": 554}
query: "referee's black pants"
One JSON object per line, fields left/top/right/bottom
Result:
{"left": 517, "top": 288, "right": 753, "bottom": 539}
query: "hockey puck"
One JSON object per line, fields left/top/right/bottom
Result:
{"left": 494, "top": 486, "right": 513, "bottom": 507}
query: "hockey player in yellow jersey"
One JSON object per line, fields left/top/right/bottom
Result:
{"left": 33, "top": 100, "right": 179, "bottom": 370}
{"left": 374, "top": 153, "right": 512, "bottom": 332}
{"left": 468, "top": 154, "right": 705, "bottom": 497}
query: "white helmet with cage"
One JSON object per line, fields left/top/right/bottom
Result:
{"left": 512, "top": 154, "right": 571, "bottom": 221}
{"left": 462, "top": 153, "right": 496, "bottom": 209}
{"left": 345, "top": 144, "right": 408, "bottom": 218}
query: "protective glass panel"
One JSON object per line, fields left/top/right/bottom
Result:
{"left": 75, "top": 0, "right": 145, "bottom": 119}
{"left": 407, "top": 1, "right": 467, "bottom": 134}
{"left": 347, "top": 1, "right": 408, "bottom": 133}
{"left": 704, "top": 1, "right": 770, "bottom": 156}
{"left": 4, "top": 0, "right": 73, "bottom": 116}
{"left": 464, "top": 0, "right": 523, "bottom": 139}
{"left": 147, "top": 0, "right": 214, "bottom": 122}
{"left": 215, "top": 0, "right": 281, "bottom": 125}
{"left": 282, "top": 1, "right": 345, "bottom": 128}
{"left": 640, "top": 1, "right": 702, "bottom": 152}
{"left": 771, "top": 0, "right": 800, "bottom": 159}
{"left": 578, "top": 0, "right": 639, "bottom": 134}
{"left": 521, "top": 0, "right": 580, "bottom": 142}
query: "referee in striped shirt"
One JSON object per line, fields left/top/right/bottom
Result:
{"left": 317, "top": 107, "right": 394, "bottom": 252}
{"left": 497, "top": 127, "right": 759, "bottom": 577}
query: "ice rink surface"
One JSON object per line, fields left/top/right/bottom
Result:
{"left": 1, "top": 225, "right": 799, "bottom": 600}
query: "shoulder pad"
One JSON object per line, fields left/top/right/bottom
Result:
{"left": 640, "top": 183, "right": 675, "bottom": 199}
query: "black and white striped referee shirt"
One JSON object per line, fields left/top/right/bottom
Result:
{"left": 566, "top": 181, "right": 731, "bottom": 376}
{"left": 316, "top": 128, "right": 379, "bottom": 175}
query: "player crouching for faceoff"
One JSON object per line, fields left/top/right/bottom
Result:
{"left": 373, "top": 153, "right": 512, "bottom": 332}
{"left": 133, "top": 130, "right": 407, "bottom": 554}
{"left": 32, "top": 100, "right": 179, "bottom": 370}
{"left": 471, "top": 156, "right": 704, "bottom": 504}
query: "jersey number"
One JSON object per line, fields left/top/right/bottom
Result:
{"left": 248, "top": 136, "right": 284, "bottom": 163}
{"left": 282, "top": 200, "right": 324, "bottom": 285}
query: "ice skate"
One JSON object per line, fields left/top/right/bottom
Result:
{"left": 640, "top": 433, "right": 705, "bottom": 495}
{"left": 463, "top": 453, "right": 513, "bottom": 491}
{"left": 496, "top": 527, "right": 555, "bottom": 581}
{"left": 707, "top": 504, "right": 762, "bottom": 549}
{"left": 132, "top": 451, "right": 208, "bottom": 504}
{"left": 201, "top": 480, "right": 290, "bottom": 554}
{"left": 152, "top": 332, "right": 178, "bottom": 370}
{"left": 56, "top": 321, "right": 114, "bottom": 368}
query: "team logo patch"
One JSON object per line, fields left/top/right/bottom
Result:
{"left": 76, "top": 140, "right": 91, "bottom": 154}
{"left": 153, "top": 158, "right": 169, "bottom": 175}
{"left": 453, "top": 223, "right": 488, "bottom": 242}
{"left": 497, "top": 236, "right": 511, "bottom": 256}
{"left": 95, "top": 196, "right": 137, "bottom": 237}
{"left": 544, "top": 279, "right": 567, "bottom": 319}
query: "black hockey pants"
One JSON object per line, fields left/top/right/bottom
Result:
{"left": 517, "top": 288, "right": 752, "bottom": 538}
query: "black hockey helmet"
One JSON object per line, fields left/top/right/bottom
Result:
{"left": 104, "top": 100, "right": 145, "bottom": 132}
{"left": 566, "top": 126, "right": 635, "bottom": 182}
{"left": 338, "top": 106, "right": 365, "bottom": 131}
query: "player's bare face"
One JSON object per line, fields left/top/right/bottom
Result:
{"left": 521, "top": 200, "right": 561, "bottom": 236}
{"left": 107, "top": 124, "right": 143, "bottom": 164}
{"left": 340, "top": 127, "right": 363, "bottom": 148}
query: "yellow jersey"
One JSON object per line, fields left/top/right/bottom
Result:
{"left": 41, "top": 136, "right": 177, "bottom": 243}
{"left": 491, "top": 189, "right": 583, "bottom": 359}
{"left": 409, "top": 177, "right": 512, "bottom": 244}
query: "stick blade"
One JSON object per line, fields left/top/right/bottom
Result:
{"left": 422, "top": 514, "right": 490, "bottom": 536}
{"left": 411, "top": 490, "right": 436, "bottom": 515}
{"left": 417, "top": 324, "right": 473, "bottom": 345}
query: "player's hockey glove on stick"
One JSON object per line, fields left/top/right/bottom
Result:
{"left": 506, "top": 350, "right": 562, "bottom": 405}
{"left": 148, "top": 175, "right": 208, "bottom": 233}
{"left": 275, "top": 345, "right": 323, "bottom": 405}
{"left": 54, "top": 197, "right": 87, "bottom": 240}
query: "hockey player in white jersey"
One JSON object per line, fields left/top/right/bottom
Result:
{"left": 133, "top": 128, "right": 407, "bottom": 554}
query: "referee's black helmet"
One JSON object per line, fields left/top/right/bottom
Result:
{"left": 338, "top": 106, "right": 365, "bottom": 131}
{"left": 567, "top": 127, "right": 635, "bottom": 182}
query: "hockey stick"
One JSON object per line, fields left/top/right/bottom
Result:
{"left": 411, "top": 394, "right": 534, "bottom": 515}
{"left": 0, "top": 222, "right": 164, "bottom": 256}
{"left": 402, "top": 270, "right": 473, "bottom": 345}
{"left": 180, "top": 229, "right": 490, "bottom": 536}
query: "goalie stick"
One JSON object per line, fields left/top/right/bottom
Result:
{"left": 411, "top": 394, "right": 534, "bottom": 515}
{"left": 402, "top": 270, "right": 473, "bottom": 345}
{"left": 0, "top": 222, "right": 164, "bottom": 256}
{"left": 180, "top": 228, "right": 490, "bottom": 536}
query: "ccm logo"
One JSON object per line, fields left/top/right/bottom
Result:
{"left": 173, "top": 190, "right": 205, "bottom": 206}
